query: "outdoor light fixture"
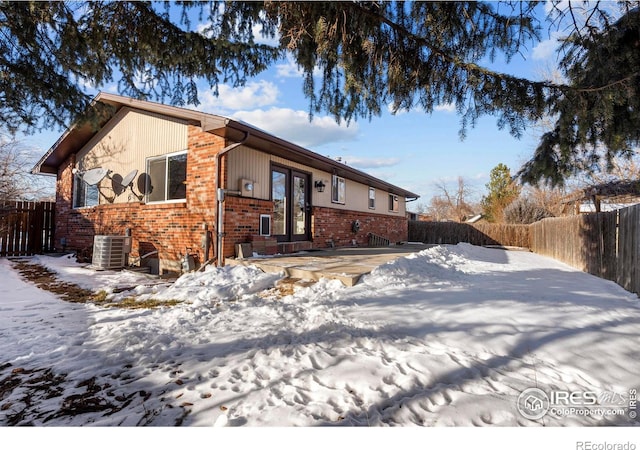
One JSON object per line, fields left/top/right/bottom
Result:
{"left": 315, "top": 180, "right": 326, "bottom": 193}
{"left": 244, "top": 182, "right": 254, "bottom": 192}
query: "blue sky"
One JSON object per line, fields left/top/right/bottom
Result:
{"left": 22, "top": 1, "right": 565, "bottom": 208}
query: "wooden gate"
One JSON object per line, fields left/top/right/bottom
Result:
{"left": 0, "top": 201, "right": 55, "bottom": 257}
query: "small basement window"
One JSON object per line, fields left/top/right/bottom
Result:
{"left": 332, "top": 175, "right": 346, "bottom": 204}
{"left": 73, "top": 175, "right": 99, "bottom": 208}
{"left": 389, "top": 193, "right": 399, "bottom": 212}
{"left": 146, "top": 151, "right": 187, "bottom": 203}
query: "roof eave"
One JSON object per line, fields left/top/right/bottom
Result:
{"left": 31, "top": 92, "right": 228, "bottom": 175}
{"left": 212, "top": 119, "right": 420, "bottom": 200}
{"left": 32, "top": 93, "right": 419, "bottom": 200}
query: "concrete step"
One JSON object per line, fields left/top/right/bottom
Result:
{"left": 277, "top": 241, "right": 313, "bottom": 254}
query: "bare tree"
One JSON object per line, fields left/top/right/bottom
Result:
{"left": 523, "top": 183, "right": 569, "bottom": 217}
{"left": 0, "top": 134, "right": 55, "bottom": 238}
{"left": 428, "top": 177, "right": 477, "bottom": 222}
{"left": 0, "top": 133, "right": 54, "bottom": 202}
{"left": 503, "top": 181, "right": 571, "bottom": 224}
{"left": 504, "top": 197, "right": 554, "bottom": 224}
{"left": 573, "top": 153, "right": 640, "bottom": 187}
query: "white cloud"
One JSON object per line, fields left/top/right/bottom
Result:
{"left": 346, "top": 157, "right": 401, "bottom": 170}
{"left": 544, "top": 0, "right": 571, "bottom": 15}
{"left": 252, "top": 23, "right": 279, "bottom": 47}
{"left": 231, "top": 107, "right": 358, "bottom": 149}
{"left": 362, "top": 170, "right": 399, "bottom": 183}
{"left": 197, "top": 81, "right": 280, "bottom": 112}
{"left": 195, "top": 21, "right": 212, "bottom": 37}
{"left": 99, "top": 84, "right": 119, "bottom": 96}
{"left": 387, "top": 102, "right": 454, "bottom": 115}
{"left": 472, "top": 172, "right": 488, "bottom": 181}
{"left": 275, "top": 54, "right": 321, "bottom": 79}
{"left": 532, "top": 32, "right": 563, "bottom": 61}
{"left": 276, "top": 58, "right": 303, "bottom": 78}
{"left": 434, "top": 102, "right": 456, "bottom": 113}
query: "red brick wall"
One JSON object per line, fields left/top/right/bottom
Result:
{"left": 54, "top": 126, "right": 224, "bottom": 272}
{"left": 187, "top": 125, "right": 224, "bottom": 217}
{"left": 55, "top": 155, "right": 76, "bottom": 246}
{"left": 312, "top": 206, "right": 408, "bottom": 248}
{"left": 56, "top": 201, "right": 211, "bottom": 269}
{"left": 221, "top": 200, "right": 407, "bottom": 255}
{"left": 222, "top": 196, "right": 273, "bottom": 257}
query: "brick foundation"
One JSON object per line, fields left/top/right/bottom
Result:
{"left": 56, "top": 201, "right": 214, "bottom": 272}
{"left": 312, "top": 206, "right": 408, "bottom": 249}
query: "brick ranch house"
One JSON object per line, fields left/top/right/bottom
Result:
{"left": 32, "top": 93, "right": 419, "bottom": 274}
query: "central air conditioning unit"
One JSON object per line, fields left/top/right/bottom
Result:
{"left": 92, "top": 235, "right": 132, "bottom": 270}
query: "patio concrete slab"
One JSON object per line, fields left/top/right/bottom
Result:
{"left": 226, "top": 244, "right": 433, "bottom": 286}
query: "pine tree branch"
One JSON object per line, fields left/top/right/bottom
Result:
{"left": 352, "top": 1, "right": 637, "bottom": 96}
{"left": 574, "top": 71, "right": 640, "bottom": 92}
{"left": 350, "top": 2, "right": 566, "bottom": 93}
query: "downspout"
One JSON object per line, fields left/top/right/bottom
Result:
{"left": 214, "top": 130, "right": 250, "bottom": 267}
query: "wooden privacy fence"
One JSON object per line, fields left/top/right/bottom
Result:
{"left": 0, "top": 201, "right": 55, "bottom": 257}
{"left": 527, "top": 204, "right": 640, "bottom": 296}
{"left": 529, "top": 213, "right": 618, "bottom": 281}
{"left": 617, "top": 205, "right": 640, "bottom": 296}
{"left": 411, "top": 204, "right": 640, "bottom": 296}
{"left": 408, "top": 221, "right": 530, "bottom": 248}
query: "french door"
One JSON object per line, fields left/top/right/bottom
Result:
{"left": 271, "top": 166, "right": 311, "bottom": 242}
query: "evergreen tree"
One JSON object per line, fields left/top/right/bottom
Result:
{"left": 0, "top": 1, "right": 281, "bottom": 132}
{"left": 518, "top": 5, "right": 640, "bottom": 185}
{"left": 1, "top": 1, "right": 639, "bottom": 184}
{"left": 481, "top": 163, "right": 520, "bottom": 223}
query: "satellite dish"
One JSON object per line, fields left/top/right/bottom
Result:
{"left": 111, "top": 174, "right": 125, "bottom": 195}
{"left": 121, "top": 169, "right": 138, "bottom": 188}
{"left": 82, "top": 168, "right": 109, "bottom": 186}
{"left": 138, "top": 173, "right": 151, "bottom": 195}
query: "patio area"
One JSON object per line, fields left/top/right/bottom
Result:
{"left": 226, "top": 244, "right": 433, "bottom": 286}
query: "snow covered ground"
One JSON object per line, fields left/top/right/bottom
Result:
{"left": 1, "top": 244, "right": 639, "bottom": 433}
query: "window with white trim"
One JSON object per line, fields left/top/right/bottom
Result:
{"left": 146, "top": 151, "right": 187, "bottom": 203}
{"left": 73, "top": 175, "right": 99, "bottom": 208}
{"left": 368, "top": 187, "right": 376, "bottom": 209}
{"left": 331, "top": 175, "right": 346, "bottom": 204}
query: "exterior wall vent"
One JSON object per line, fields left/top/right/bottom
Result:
{"left": 92, "top": 235, "right": 132, "bottom": 270}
